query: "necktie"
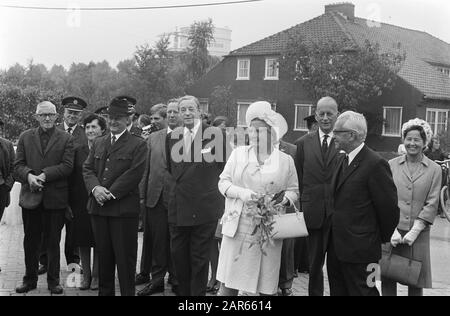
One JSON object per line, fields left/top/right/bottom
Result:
{"left": 338, "top": 155, "right": 349, "bottom": 182}
{"left": 67, "top": 127, "right": 72, "bottom": 134}
{"left": 185, "top": 129, "right": 193, "bottom": 151}
{"left": 322, "top": 135, "right": 329, "bottom": 157}
{"left": 111, "top": 135, "right": 116, "bottom": 146}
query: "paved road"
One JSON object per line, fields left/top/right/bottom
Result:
{"left": 1, "top": 217, "right": 449, "bottom": 296}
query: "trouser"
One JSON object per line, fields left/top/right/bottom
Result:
{"left": 279, "top": 238, "right": 296, "bottom": 289}
{"left": 294, "top": 237, "right": 309, "bottom": 273}
{"left": 91, "top": 215, "right": 138, "bottom": 296}
{"left": 169, "top": 221, "right": 217, "bottom": 296}
{"left": 307, "top": 228, "right": 327, "bottom": 296}
{"left": 39, "top": 218, "right": 80, "bottom": 267}
{"left": 326, "top": 232, "right": 380, "bottom": 297}
{"left": 147, "top": 197, "right": 174, "bottom": 287}
{"left": 22, "top": 205, "right": 65, "bottom": 287}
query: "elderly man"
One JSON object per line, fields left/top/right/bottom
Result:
{"left": 166, "top": 95, "right": 226, "bottom": 296}
{"left": 38, "top": 97, "right": 87, "bottom": 275}
{"left": 328, "top": 111, "right": 399, "bottom": 296}
{"left": 83, "top": 97, "right": 147, "bottom": 296}
{"left": 137, "top": 101, "right": 180, "bottom": 296}
{"left": 14, "top": 101, "right": 74, "bottom": 295}
{"left": 294, "top": 96, "right": 340, "bottom": 296}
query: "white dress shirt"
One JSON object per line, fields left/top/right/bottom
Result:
{"left": 347, "top": 142, "right": 365, "bottom": 165}
{"left": 319, "top": 129, "right": 333, "bottom": 147}
{"left": 111, "top": 128, "right": 127, "bottom": 144}
{"left": 64, "top": 122, "right": 77, "bottom": 134}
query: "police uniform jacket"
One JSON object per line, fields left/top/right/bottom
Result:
{"left": 83, "top": 130, "right": 147, "bottom": 218}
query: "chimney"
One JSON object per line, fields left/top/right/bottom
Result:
{"left": 325, "top": 2, "right": 355, "bottom": 21}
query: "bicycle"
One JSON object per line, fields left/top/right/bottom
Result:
{"left": 436, "top": 159, "right": 450, "bottom": 223}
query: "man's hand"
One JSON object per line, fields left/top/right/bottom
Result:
{"left": 27, "top": 173, "right": 44, "bottom": 192}
{"left": 93, "top": 186, "right": 113, "bottom": 206}
{"left": 36, "top": 173, "right": 46, "bottom": 184}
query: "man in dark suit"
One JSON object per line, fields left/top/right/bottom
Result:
{"left": 166, "top": 95, "right": 226, "bottom": 296}
{"left": 294, "top": 97, "right": 340, "bottom": 296}
{"left": 39, "top": 97, "right": 87, "bottom": 275}
{"left": 328, "top": 111, "right": 399, "bottom": 296}
{"left": 83, "top": 96, "right": 147, "bottom": 296}
{"left": 278, "top": 139, "right": 297, "bottom": 296}
{"left": 14, "top": 101, "right": 74, "bottom": 295}
{"left": 137, "top": 102, "right": 180, "bottom": 296}
{"left": 0, "top": 135, "right": 15, "bottom": 273}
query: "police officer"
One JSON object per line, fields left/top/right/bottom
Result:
{"left": 83, "top": 96, "right": 147, "bottom": 296}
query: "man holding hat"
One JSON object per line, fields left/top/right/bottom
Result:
{"left": 14, "top": 101, "right": 74, "bottom": 295}
{"left": 38, "top": 97, "right": 87, "bottom": 275}
{"left": 83, "top": 96, "right": 147, "bottom": 296}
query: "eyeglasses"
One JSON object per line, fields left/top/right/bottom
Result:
{"left": 36, "top": 113, "right": 57, "bottom": 119}
{"left": 333, "top": 129, "right": 355, "bottom": 134}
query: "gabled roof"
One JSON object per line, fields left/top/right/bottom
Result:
{"left": 229, "top": 12, "right": 450, "bottom": 100}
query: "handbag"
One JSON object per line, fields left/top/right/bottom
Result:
{"left": 271, "top": 204, "right": 309, "bottom": 239}
{"left": 19, "top": 184, "right": 43, "bottom": 210}
{"left": 379, "top": 244, "right": 422, "bottom": 287}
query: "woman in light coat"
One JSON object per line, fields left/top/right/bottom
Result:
{"left": 382, "top": 119, "right": 441, "bottom": 296}
{"left": 216, "top": 101, "right": 299, "bottom": 296}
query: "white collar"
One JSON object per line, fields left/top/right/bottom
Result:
{"left": 319, "top": 128, "right": 333, "bottom": 140}
{"left": 347, "top": 142, "right": 365, "bottom": 165}
{"left": 64, "top": 122, "right": 77, "bottom": 132}
{"left": 127, "top": 124, "right": 133, "bottom": 132}
{"left": 111, "top": 129, "right": 127, "bottom": 142}
{"left": 184, "top": 120, "right": 201, "bottom": 137}
{"left": 167, "top": 127, "right": 174, "bottom": 134}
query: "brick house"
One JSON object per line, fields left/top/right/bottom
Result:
{"left": 187, "top": 3, "right": 450, "bottom": 151}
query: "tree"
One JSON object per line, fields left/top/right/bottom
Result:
{"left": 186, "top": 18, "right": 215, "bottom": 81}
{"left": 209, "top": 85, "right": 235, "bottom": 123}
{"left": 280, "top": 36, "right": 405, "bottom": 132}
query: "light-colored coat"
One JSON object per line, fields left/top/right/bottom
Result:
{"left": 389, "top": 155, "right": 441, "bottom": 231}
{"left": 218, "top": 146, "right": 299, "bottom": 238}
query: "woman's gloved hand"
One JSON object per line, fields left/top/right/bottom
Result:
{"left": 403, "top": 220, "right": 427, "bottom": 246}
{"left": 225, "top": 185, "right": 258, "bottom": 203}
{"left": 390, "top": 229, "right": 403, "bottom": 247}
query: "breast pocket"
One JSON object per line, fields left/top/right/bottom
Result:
{"left": 115, "top": 154, "right": 133, "bottom": 170}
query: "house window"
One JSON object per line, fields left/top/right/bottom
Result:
{"left": 438, "top": 67, "right": 450, "bottom": 78}
{"left": 237, "top": 102, "right": 251, "bottom": 127}
{"left": 426, "top": 108, "right": 449, "bottom": 135}
{"left": 237, "top": 59, "right": 250, "bottom": 80}
{"left": 265, "top": 58, "right": 279, "bottom": 80}
{"left": 294, "top": 104, "right": 313, "bottom": 131}
{"left": 382, "top": 107, "right": 403, "bottom": 137}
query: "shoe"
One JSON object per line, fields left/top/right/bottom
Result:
{"left": 137, "top": 283, "right": 164, "bottom": 296}
{"left": 90, "top": 278, "right": 99, "bottom": 291}
{"left": 48, "top": 285, "right": 64, "bottom": 295}
{"left": 135, "top": 273, "right": 150, "bottom": 286}
{"left": 280, "top": 288, "right": 293, "bottom": 296}
{"left": 16, "top": 283, "right": 37, "bottom": 294}
{"left": 206, "top": 281, "right": 220, "bottom": 294}
{"left": 38, "top": 265, "right": 47, "bottom": 275}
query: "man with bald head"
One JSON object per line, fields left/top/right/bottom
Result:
{"left": 294, "top": 96, "right": 339, "bottom": 296}
{"left": 14, "top": 101, "right": 74, "bottom": 295}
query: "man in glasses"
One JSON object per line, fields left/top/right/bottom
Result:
{"left": 294, "top": 96, "right": 340, "bottom": 296}
{"left": 38, "top": 97, "right": 88, "bottom": 276}
{"left": 14, "top": 101, "right": 74, "bottom": 295}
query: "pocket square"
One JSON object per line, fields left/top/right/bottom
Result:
{"left": 201, "top": 147, "right": 212, "bottom": 154}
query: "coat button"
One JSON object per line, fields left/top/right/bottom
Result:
{"left": 406, "top": 201, "right": 411, "bottom": 205}
{"left": 105, "top": 168, "right": 108, "bottom": 171}
{"left": 406, "top": 216, "right": 410, "bottom": 220}
{"left": 193, "top": 214, "right": 196, "bottom": 219}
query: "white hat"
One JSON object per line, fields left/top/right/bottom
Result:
{"left": 36, "top": 101, "right": 57, "bottom": 115}
{"left": 401, "top": 118, "right": 433, "bottom": 146}
{"left": 245, "top": 101, "right": 288, "bottom": 141}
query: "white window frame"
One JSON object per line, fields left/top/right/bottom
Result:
{"left": 294, "top": 104, "right": 313, "bottom": 131}
{"left": 382, "top": 106, "right": 403, "bottom": 137}
{"left": 264, "top": 58, "right": 279, "bottom": 80}
{"left": 236, "top": 59, "right": 250, "bottom": 80}
{"left": 237, "top": 102, "right": 252, "bottom": 127}
{"left": 426, "top": 108, "right": 449, "bottom": 135}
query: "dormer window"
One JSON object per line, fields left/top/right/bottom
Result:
{"left": 438, "top": 67, "right": 450, "bottom": 78}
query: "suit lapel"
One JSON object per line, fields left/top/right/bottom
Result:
{"left": 326, "top": 138, "right": 338, "bottom": 167}
{"left": 43, "top": 129, "right": 61, "bottom": 156}
{"left": 312, "top": 132, "right": 325, "bottom": 168}
{"left": 160, "top": 130, "right": 167, "bottom": 162}
{"left": 32, "top": 128, "right": 44, "bottom": 157}
{"left": 332, "top": 154, "right": 345, "bottom": 192}
{"left": 336, "top": 146, "right": 367, "bottom": 192}
{"left": 107, "top": 131, "right": 129, "bottom": 156}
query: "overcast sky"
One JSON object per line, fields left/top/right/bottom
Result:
{"left": 0, "top": 0, "right": 449, "bottom": 70}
